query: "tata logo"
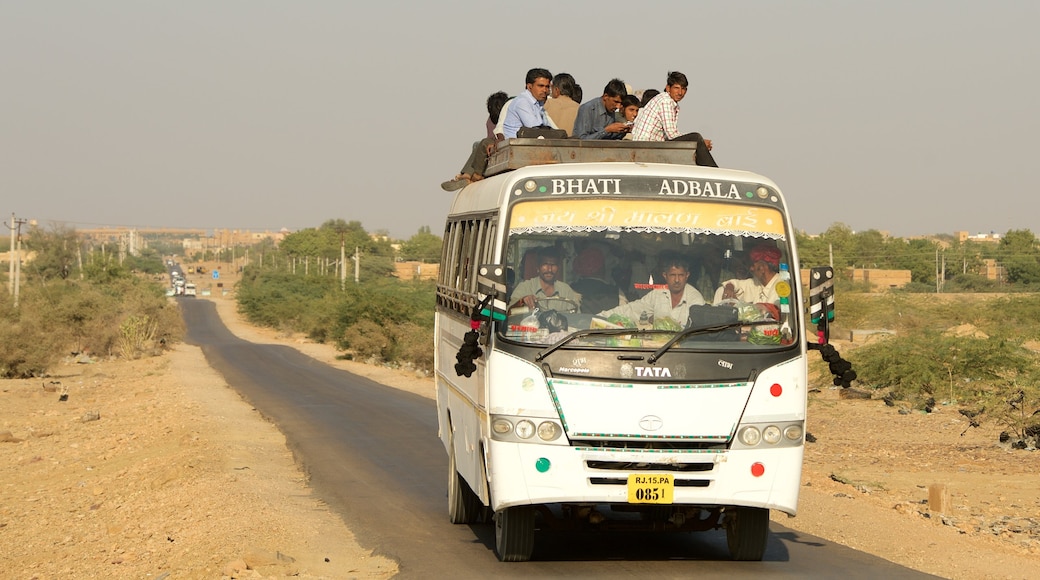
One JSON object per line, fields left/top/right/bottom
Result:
{"left": 635, "top": 367, "right": 672, "bottom": 378}
{"left": 639, "top": 415, "right": 664, "bottom": 431}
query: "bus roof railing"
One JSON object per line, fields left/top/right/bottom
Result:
{"left": 485, "top": 138, "right": 700, "bottom": 177}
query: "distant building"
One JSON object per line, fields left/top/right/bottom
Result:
{"left": 955, "top": 230, "right": 1002, "bottom": 244}
{"left": 394, "top": 261, "right": 439, "bottom": 281}
{"left": 848, "top": 268, "right": 912, "bottom": 291}
{"left": 980, "top": 259, "right": 1005, "bottom": 282}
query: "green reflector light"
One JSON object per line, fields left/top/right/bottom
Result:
{"left": 535, "top": 458, "right": 551, "bottom": 473}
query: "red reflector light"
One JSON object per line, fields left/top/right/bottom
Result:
{"left": 751, "top": 462, "right": 765, "bottom": 477}
{"left": 770, "top": 383, "right": 782, "bottom": 397}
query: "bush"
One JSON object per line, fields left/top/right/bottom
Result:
{"left": 235, "top": 267, "right": 435, "bottom": 371}
{"left": 0, "top": 276, "right": 183, "bottom": 378}
{"left": 849, "top": 330, "right": 1037, "bottom": 407}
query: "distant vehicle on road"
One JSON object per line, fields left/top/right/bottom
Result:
{"left": 184, "top": 283, "right": 197, "bottom": 297}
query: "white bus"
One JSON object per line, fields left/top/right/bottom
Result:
{"left": 435, "top": 139, "right": 817, "bottom": 562}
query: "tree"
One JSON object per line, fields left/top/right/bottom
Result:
{"left": 278, "top": 220, "right": 395, "bottom": 280}
{"left": 22, "top": 224, "right": 80, "bottom": 282}
{"left": 398, "top": 227, "right": 442, "bottom": 262}
{"left": 999, "top": 229, "right": 1040, "bottom": 285}
{"left": 892, "top": 238, "right": 939, "bottom": 285}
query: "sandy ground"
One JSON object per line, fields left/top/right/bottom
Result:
{"left": 2, "top": 293, "right": 1039, "bottom": 579}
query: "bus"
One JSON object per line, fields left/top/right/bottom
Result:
{"left": 435, "top": 138, "right": 818, "bottom": 562}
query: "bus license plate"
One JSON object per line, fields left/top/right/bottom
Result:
{"left": 627, "top": 474, "right": 674, "bottom": 504}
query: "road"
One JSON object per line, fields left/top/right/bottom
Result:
{"left": 179, "top": 298, "right": 938, "bottom": 578}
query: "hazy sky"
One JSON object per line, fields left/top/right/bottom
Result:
{"left": 2, "top": 1, "right": 1037, "bottom": 240}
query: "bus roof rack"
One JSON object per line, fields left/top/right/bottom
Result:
{"left": 485, "top": 138, "right": 700, "bottom": 177}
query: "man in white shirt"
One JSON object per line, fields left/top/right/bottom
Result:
{"left": 598, "top": 253, "right": 705, "bottom": 327}
{"left": 714, "top": 244, "right": 783, "bottom": 319}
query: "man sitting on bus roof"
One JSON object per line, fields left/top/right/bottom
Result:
{"left": 597, "top": 252, "right": 706, "bottom": 327}
{"left": 501, "top": 68, "right": 556, "bottom": 139}
{"left": 441, "top": 91, "right": 510, "bottom": 192}
{"left": 631, "top": 71, "right": 718, "bottom": 167}
{"left": 510, "top": 249, "right": 581, "bottom": 313}
{"left": 572, "top": 78, "right": 631, "bottom": 140}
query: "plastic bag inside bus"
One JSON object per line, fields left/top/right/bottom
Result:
{"left": 500, "top": 205, "right": 797, "bottom": 351}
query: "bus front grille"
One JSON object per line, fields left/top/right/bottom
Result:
{"left": 589, "top": 477, "right": 712, "bottom": 488}
{"left": 586, "top": 460, "right": 715, "bottom": 473}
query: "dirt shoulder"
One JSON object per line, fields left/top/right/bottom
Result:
{"left": 3, "top": 294, "right": 1039, "bottom": 578}
{"left": 0, "top": 296, "right": 398, "bottom": 578}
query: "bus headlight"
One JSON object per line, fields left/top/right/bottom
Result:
{"left": 732, "top": 421, "right": 805, "bottom": 449}
{"left": 515, "top": 420, "right": 535, "bottom": 439}
{"left": 739, "top": 426, "right": 761, "bottom": 446}
{"left": 537, "top": 421, "right": 561, "bottom": 441}
{"left": 784, "top": 424, "right": 803, "bottom": 441}
{"left": 492, "top": 418, "right": 513, "bottom": 435}
{"left": 490, "top": 414, "right": 568, "bottom": 444}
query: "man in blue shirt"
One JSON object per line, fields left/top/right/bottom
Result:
{"left": 502, "top": 68, "right": 553, "bottom": 139}
{"left": 573, "top": 79, "right": 631, "bottom": 140}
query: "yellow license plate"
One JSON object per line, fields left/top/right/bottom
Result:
{"left": 627, "top": 474, "right": 674, "bottom": 504}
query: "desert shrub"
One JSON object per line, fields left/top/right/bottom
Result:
{"left": 0, "top": 275, "right": 183, "bottom": 377}
{"left": 0, "top": 293, "right": 65, "bottom": 377}
{"left": 236, "top": 270, "right": 338, "bottom": 329}
{"left": 23, "top": 281, "right": 123, "bottom": 356}
{"left": 979, "top": 295, "right": 1040, "bottom": 341}
{"left": 339, "top": 320, "right": 434, "bottom": 374}
{"left": 944, "top": 273, "right": 1001, "bottom": 293}
{"left": 237, "top": 267, "right": 435, "bottom": 370}
{"left": 391, "top": 322, "right": 434, "bottom": 373}
{"left": 979, "top": 383, "right": 1040, "bottom": 449}
{"left": 895, "top": 281, "right": 937, "bottom": 293}
{"left": 340, "top": 319, "right": 392, "bottom": 362}
{"left": 834, "top": 293, "right": 1006, "bottom": 336}
{"left": 118, "top": 314, "right": 159, "bottom": 360}
{"left": 849, "top": 330, "right": 1037, "bottom": 406}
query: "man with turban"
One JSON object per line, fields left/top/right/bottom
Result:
{"left": 713, "top": 244, "right": 784, "bottom": 319}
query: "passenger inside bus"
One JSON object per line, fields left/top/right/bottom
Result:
{"left": 509, "top": 249, "right": 582, "bottom": 313}
{"left": 611, "top": 248, "right": 652, "bottom": 302}
{"left": 713, "top": 243, "right": 784, "bottom": 320}
{"left": 570, "top": 246, "right": 622, "bottom": 314}
{"left": 596, "top": 252, "right": 706, "bottom": 327}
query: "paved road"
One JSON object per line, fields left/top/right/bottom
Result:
{"left": 180, "top": 298, "right": 938, "bottom": 578}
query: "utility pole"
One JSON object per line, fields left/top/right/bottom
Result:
{"left": 6, "top": 214, "right": 28, "bottom": 307}
{"left": 340, "top": 236, "right": 346, "bottom": 291}
{"left": 7, "top": 213, "right": 15, "bottom": 295}
{"left": 354, "top": 246, "right": 360, "bottom": 284}
{"left": 935, "top": 250, "right": 944, "bottom": 295}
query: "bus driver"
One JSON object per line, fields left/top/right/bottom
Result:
{"left": 509, "top": 250, "right": 581, "bottom": 312}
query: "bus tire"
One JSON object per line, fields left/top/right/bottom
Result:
{"left": 447, "top": 437, "right": 481, "bottom": 524}
{"left": 725, "top": 507, "right": 769, "bottom": 561}
{"left": 494, "top": 506, "right": 535, "bottom": 562}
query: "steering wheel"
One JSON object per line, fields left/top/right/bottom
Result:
{"left": 535, "top": 296, "right": 579, "bottom": 314}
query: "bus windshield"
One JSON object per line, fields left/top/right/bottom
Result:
{"left": 501, "top": 197, "right": 797, "bottom": 351}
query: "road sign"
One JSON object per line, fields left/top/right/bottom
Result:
{"left": 212, "top": 270, "right": 220, "bottom": 279}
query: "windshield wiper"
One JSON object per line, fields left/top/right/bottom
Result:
{"left": 647, "top": 320, "right": 777, "bottom": 364}
{"left": 535, "top": 327, "right": 668, "bottom": 362}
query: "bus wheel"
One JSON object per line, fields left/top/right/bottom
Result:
{"left": 494, "top": 506, "right": 535, "bottom": 562}
{"left": 725, "top": 507, "right": 769, "bottom": 561}
{"left": 447, "top": 438, "right": 481, "bottom": 524}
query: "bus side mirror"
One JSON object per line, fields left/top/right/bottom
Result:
{"left": 808, "top": 267, "right": 834, "bottom": 344}
{"left": 476, "top": 264, "right": 508, "bottom": 322}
